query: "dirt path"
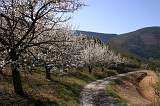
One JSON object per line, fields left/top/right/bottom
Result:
{"left": 80, "top": 71, "right": 148, "bottom": 106}
{"left": 80, "top": 79, "right": 120, "bottom": 106}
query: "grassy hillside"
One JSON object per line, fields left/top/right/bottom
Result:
{"left": 0, "top": 67, "right": 117, "bottom": 106}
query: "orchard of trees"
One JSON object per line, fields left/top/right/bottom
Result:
{"left": 0, "top": 0, "right": 126, "bottom": 96}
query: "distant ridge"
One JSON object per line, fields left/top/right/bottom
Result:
{"left": 75, "top": 30, "right": 117, "bottom": 42}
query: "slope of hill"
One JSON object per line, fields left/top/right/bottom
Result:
{"left": 108, "top": 27, "right": 160, "bottom": 59}
{"left": 75, "top": 30, "right": 117, "bottom": 42}
{"left": 109, "top": 71, "right": 159, "bottom": 106}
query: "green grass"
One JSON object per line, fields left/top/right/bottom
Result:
{"left": 0, "top": 66, "right": 119, "bottom": 106}
{"left": 0, "top": 67, "right": 98, "bottom": 106}
{"left": 106, "top": 83, "right": 130, "bottom": 106}
{"left": 53, "top": 71, "right": 97, "bottom": 106}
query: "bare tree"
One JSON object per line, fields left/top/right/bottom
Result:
{"left": 0, "top": 0, "right": 84, "bottom": 95}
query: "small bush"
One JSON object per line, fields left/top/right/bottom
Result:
{"left": 106, "top": 70, "right": 118, "bottom": 76}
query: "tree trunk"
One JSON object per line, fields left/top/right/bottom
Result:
{"left": 11, "top": 63, "right": 24, "bottom": 96}
{"left": 9, "top": 49, "right": 24, "bottom": 96}
{"left": 88, "top": 65, "right": 92, "bottom": 73}
{"left": 101, "top": 66, "right": 104, "bottom": 72}
{"left": 0, "top": 69, "right": 3, "bottom": 75}
{"left": 45, "top": 66, "right": 51, "bottom": 80}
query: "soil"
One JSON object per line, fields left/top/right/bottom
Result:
{"left": 113, "top": 71, "right": 159, "bottom": 106}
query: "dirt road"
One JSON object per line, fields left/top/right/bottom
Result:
{"left": 80, "top": 70, "right": 156, "bottom": 106}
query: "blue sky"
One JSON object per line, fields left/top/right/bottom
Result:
{"left": 70, "top": 0, "right": 160, "bottom": 34}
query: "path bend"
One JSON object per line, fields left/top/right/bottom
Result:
{"left": 80, "top": 70, "right": 148, "bottom": 106}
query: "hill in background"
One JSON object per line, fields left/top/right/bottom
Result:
{"left": 76, "top": 27, "right": 160, "bottom": 60}
{"left": 75, "top": 30, "right": 117, "bottom": 42}
{"left": 108, "top": 27, "right": 160, "bottom": 59}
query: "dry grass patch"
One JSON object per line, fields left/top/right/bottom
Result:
{"left": 0, "top": 67, "right": 97, "bottom": 106}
